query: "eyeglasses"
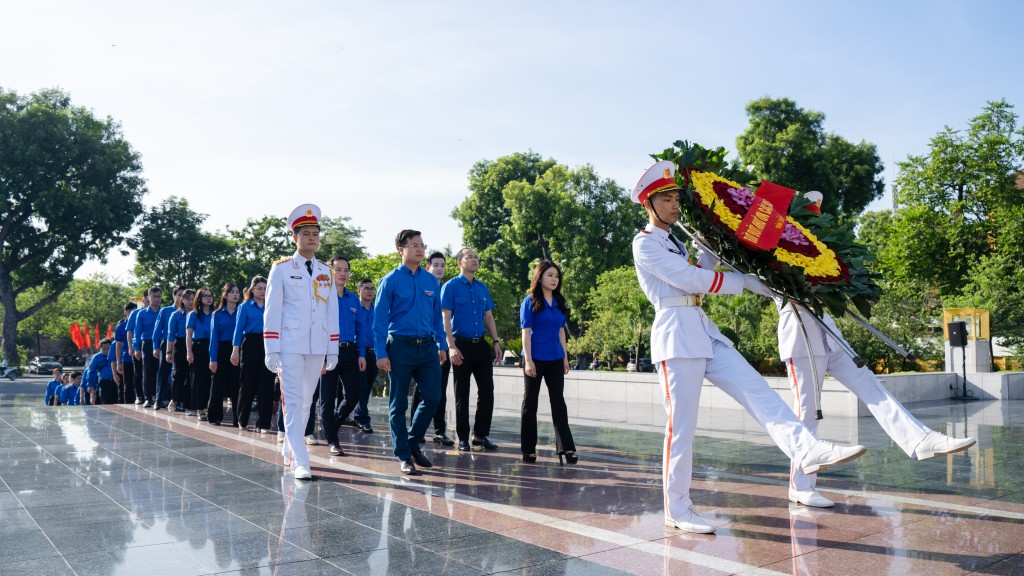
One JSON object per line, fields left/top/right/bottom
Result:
{"left": 402, "top": 243, "right": 427, "bottom": 249}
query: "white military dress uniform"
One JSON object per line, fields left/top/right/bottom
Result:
{"left": 778, "top": 301, "right": 933, "bottom": 494}
{"left": 264, "top": 205, "right": 340, "bottom": 476}
{"left": 631, "top": 160, "right": 864, "bottom": 531}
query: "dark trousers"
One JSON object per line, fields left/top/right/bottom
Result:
{"left": 209, "top": 341, "right": 239, "bottom": 425}
{"left": 121, "top": 361, "right": 135, "bottom": 404}
{"left": 521, "top": 358, "right": 575, "bottom": 455}
{"left": 190, "top": 339, "right": 211, "bottom": 412}
{"left": 142, "top": 340, "right": 158, "bottom": 401}
{"left": 412, "top": 358, "right": 450, "bottom": 435}
{"left": 171, "top": 341, "right": 190, "bottom": 409}
{"left": 354, "top": 350, "right": 377, "bottom": 427}
{"left": 156, "top": 340, "right": 172, "bottom": 404}
{"left": 131, "top": 356, "right": 144, "bottom": 401}
{"left": 238, "top": 334, "right": 275, "bottom": 430}
{"left": 319, "top": 344, "right": 361, "bottom": 444}
{"left": 99, "top": 378, "right": 118, "bottom": 404}
{"left": 453, "top": 340, "right": 495, "bottom": 442}
{"left": 387, "top": 337, "right": 441, "bottom": 461}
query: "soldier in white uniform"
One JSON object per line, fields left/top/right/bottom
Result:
{"left": 631, "top": 160, "right": 867, "bottom": 534}
{"left": 264, "top": 204, "right": 340, "bottom": 480}
{"left": 778, "top": 192, "right": 975, "bottom": 508}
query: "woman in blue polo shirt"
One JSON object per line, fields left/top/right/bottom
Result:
{"left": 520, "top": 260, "right": 577, "bottom": 465}
{"left": 187, "top": 287, "right": 215, "bottom": 421}
{"left": 166, "top": 289, "right": 195, "bottom": 414}
{"left": 208, "top": 283, "right": 241, "bottom": 426}
{"left": 232, "top": 276, "right": 275, "bottom": 433}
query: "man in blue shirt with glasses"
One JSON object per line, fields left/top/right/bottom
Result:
{"left": 374, "top": 229, "right": 448, "bottom": 475}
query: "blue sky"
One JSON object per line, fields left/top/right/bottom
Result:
{"left": 2, "top": 1, "right": 1021, "bottom": 280}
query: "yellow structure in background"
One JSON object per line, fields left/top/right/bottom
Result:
{"left": 942, "top": 308, "right": 990, "bottom": 341}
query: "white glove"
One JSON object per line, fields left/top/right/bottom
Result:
{"left": 696, "top": 249, "right": 720, "bottom": 269}
{"left": 265, "top": 353, "right": 281, "bottom": 373}
{"left": 325, "top": 354, "right": 338, "bottom": 371}
{"left": 743, "top": 274, "right": 774, "bottom": 297}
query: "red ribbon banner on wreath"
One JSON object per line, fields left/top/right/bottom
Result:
{"left": 734, "top": 180, "right": 797, "bottom": 251}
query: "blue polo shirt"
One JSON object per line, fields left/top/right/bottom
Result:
{"left": 357, "top": 303, "right": 373, "bottom": 357}
{"left": 440, "top": 275, "right": 494, "bottom": 339}
{"left": 167, "top": 309, "right": 188, "bottom": 343}
{"left": 85, "top": 349, "right": 115, "bottom": 388}
{"left": 125, "top": 308, "right": 141, "bottom": 351}
{"left": 232, "top": 300, "right": 264, "bottom": 346}
{"left": 186, "top": 310, "right": 213, "bottom": 341}
{"left": 44, "top": 379, "right": 62, "bottom": 405}
{"left": 114, "top": 319, "right": 131, "bottom": 362}
{"left": 132, "top": 306, "right": 160, "bottom": 348}
{"left": 520, "top": 295, "right": 567, "bottom": 361}
{"left": 209, "top": 307, "right": 237, "bottom": 359}
{"left": 372, "top": 265, "right": 447, "bottom": 359}
{"left": 151, "top": 305, "right": 175, "bottom": 344}
{"left": 60, "top": 384, "right": 81, "bottom": 406}
{"left": 336, "top": 290, "right": 361, "bottom": 344}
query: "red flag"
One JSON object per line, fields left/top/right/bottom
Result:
{"left": 70, "top": 323, "right": 83, "bottom": 349}
{"left": 84, "top": 326, "right": 92, "bottom": 350}
{"left": 95, "top": 323, "right": 100, "bottom": 348}
{"left": 106, "top": 323, "right": 114, "bottom": 339}
{"left": 735, "top": 196, "right": 787, "bottom": 251}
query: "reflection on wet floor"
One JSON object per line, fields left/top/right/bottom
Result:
{"left": 1, "top": 395, "right": 1023, "bottom": 575}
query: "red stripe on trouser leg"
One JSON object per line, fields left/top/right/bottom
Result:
{"left": 661, "top": 361, "right": 672, "bottom": 518}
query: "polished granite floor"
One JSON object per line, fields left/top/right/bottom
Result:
{"left": 1, "top": 388, "right": 1023, "bottom": 575}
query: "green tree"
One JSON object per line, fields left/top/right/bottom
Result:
{"left": 889, "top": 100, "right": 1024, "bottom": 347}
{"left": 317, "top": 215, "right": 368, "bottom": 261}
{"left": 18, "top": 275, "right": 134, "bottom": 356}
{"left": 451, "top": 151, "right": 557, "bottom": 290}
{"left": 0, "top": 87, "right": 146, "bottom": 363}
{"left": 128, "top": 197, "right": 235, "bottom": 290}
{"left": 223, "top": 216, "right": 293, "bottom": 287}
{"left": 736, "top": 97, "right": 885, "bottom": 221}
{"left": 570, "top": 266, "right": 654, "bottom": 367}
{"left": 457, "top": 157, "right": 639, "bottom": 325}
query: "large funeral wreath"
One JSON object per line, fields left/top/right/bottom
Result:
{"left": 651, "top": 140, "right": 882, "bottom": 319}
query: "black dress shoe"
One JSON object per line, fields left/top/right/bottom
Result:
{"left": 329, "top": 442, "right": 345, "bottom": 457}
{"left": 410, "top": 447, "right": 433, "bottom": 468}
{"left": 341, "top": 419, "right": 358, "bottom": 428}
{"left": 458, "top": 440, "right": 471, "bottom": 451}
{"left": 522, "top": 453, "right": 537, "bottom": 463}
{"left": 359, "top": 423, "right": 373, "bottom": 433}
{"left": 433, "top": 433, "right": 455, "bottom": 447}
{"left": 400, "top": 459, "right": 417, "bottom": 475}
{"left": 472, "top": 436, "right": 498, "bottom": 451}
{"left": 210, "top": 421, "right": 221, "bottom": 426}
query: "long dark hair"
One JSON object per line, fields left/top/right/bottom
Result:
{"left": 176, "top": 289, "right": 196, "bottom": 312}
{"left": 243, "top": 276, "right": 267, "bottom": 302}
{"left": 193, "top": 287, "right": 213, "bottom": 323}
{"left": 216, "top": 282, "right": 240, "bottom": 313}
{"left": 529, "top": 260, "right": 569, "bottom": 316}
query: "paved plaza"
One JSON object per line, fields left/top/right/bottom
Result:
{"left": 2, "top": 380, "right": 1023, "bottom": 575}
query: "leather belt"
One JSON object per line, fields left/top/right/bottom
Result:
{"left": 365, "top": 347, "right": 374, "bottom": 354}
{"left": 390, "top": 334, "right": 433, "bottom": 345}
{"left": 338, "top": 341, "right": 357, "bottom": 348}
{"left": 656, "top": 295, "right": 703, "bottom": 310}
{"left": 455, "top": 337, "right": 486, "bottom": 345}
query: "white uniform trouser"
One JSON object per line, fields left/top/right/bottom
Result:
{"left": 279, "top": 353, "right": 323, "bottom": 470}
{"left": 658, "top": 340, "right": 818, "bottom": 521}
{"left": 786, "top": 348, "right": 931, "bottom": 491}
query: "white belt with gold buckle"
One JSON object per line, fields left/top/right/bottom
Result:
{"left": 656, "top": 295, "right": 703, "bottom": 310}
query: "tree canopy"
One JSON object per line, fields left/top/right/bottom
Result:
{"left": 0, "top": 87, "right": 146, "bottom": 362}
{"left": 736, "top": 97, "right": 885, "bottom": 221}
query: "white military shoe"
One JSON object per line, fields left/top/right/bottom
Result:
{"left": 304, "top": 434, "right": 318, "bottom": 445}
{"left": 914, "top": 432, "right": 976, "bottom": 460}
{"left": 788, "top": 488, "right": 834, "bottom": 508}
{"left": 800, "top": 440, "right": 867, "bottom": 475}
{"left": 293, "top": 465, "right": 312, "bottom": 480}
{"left": 665, "top": 507, "right": 715, "bottom": 534}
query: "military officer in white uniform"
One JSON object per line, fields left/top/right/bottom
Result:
{"left": 264, "top": 204, "right": 341, "bottom": 480}
{"left": 631, "top": 160, "right": 867, "bottom": 534}
{"left": 778, "top": 192, "right": 975, "bottom": 508}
